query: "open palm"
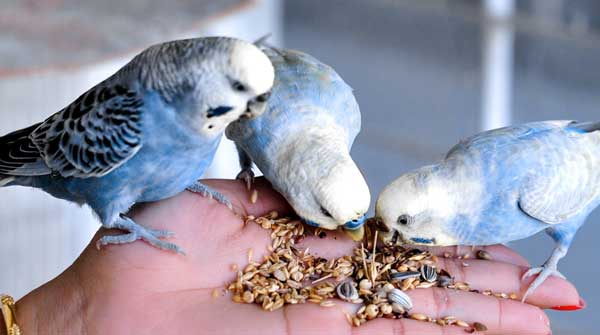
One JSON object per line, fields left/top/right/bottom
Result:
{"left": 16, "top": 179, "right": 580, "bottom": 334}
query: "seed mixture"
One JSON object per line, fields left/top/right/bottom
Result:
{"left": 227, "top": 212, "right": 516, "bottom": 331}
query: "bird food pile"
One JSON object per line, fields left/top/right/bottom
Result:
{"left": 226, "top": 212, "right": 512, "bottom": 331}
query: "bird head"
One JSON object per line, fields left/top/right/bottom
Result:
{"left": 373, "top": 167, "right": 458, "bottom": 247}
{"left": 196, "top": 38, "right": 274, "bottom": 137}
{"left": 298, "top": 156, "right": 371, "bottom": 236}
{"left": 137, "top": 37, "right": 274, "bottom": 138}
{"left": 270, "top": 126, "right": 371, "bottom": 241}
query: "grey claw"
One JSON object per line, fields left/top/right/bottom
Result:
{"left": 187, "top": 182, "right": 233, "bottom": 210}
{"left": 236, "top": 169, "right": 255, "bottom": 191}
{"left": 98, "top": 217, "right": 185, "bottom": 254}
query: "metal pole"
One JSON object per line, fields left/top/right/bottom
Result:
{"left": 481, "top": 0, "right": 515, "bottom": 130}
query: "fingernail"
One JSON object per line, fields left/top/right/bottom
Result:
{"left": 551, "top": 297, "right": 586, "bottom": 311}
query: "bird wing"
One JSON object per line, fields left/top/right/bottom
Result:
{"left": 518, "top": 121, "right": 600, "bottom": 224}
{"left": 29, "top": 84, "right": 144, "bottom": 178}
{"left": 445, "top": 120, "right": 573, "bottom": 159}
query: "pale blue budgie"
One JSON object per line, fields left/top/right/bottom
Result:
{"left": 0, "top": 37, "right": 274, "bottom": 253}
{"left": 226, "top": 46, "right": 370, "bottom": 241}
{"left": 373, "top": 120, "right": 600, "bottom": 301}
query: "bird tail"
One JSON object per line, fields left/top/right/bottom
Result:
{"left": 0, "top": 175, "right": 15, "bottom": 187}
{"left": 0, "top": 122, "right": 48, "bottom": 183}
{"left": 570, "top": 121, "right": 600, "bottom": 133}
{"left": 253, "top": 33, "right": 272, "bottom": 47}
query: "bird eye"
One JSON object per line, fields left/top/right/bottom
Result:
{"left": 320, "top": 206, "right": 332, "bottom": 218}
{"left": 256, "top": 92, "right": 271, "bottom": 103}
{"left": 232, "top": 81, "right": 247, "bottom": 92}
{"left": 397, "top": 214, "right": 413, "bottom": 225}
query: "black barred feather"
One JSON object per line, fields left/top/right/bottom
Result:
{"left": 0, "top": 122, "right": 49, "bottom": 176}
{"left": 30, "top": 84, "right": 144, "bottom": 178}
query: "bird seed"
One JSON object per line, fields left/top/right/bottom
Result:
{"left": 226, "top": 213, "right": 508, "bottom": 328}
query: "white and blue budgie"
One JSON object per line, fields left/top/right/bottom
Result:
{"left": 0, "top": 37, "right": 274, "bottom": 253}
{"left": 373, "top": 120, "right": 600, "bottom": 301}
{"left": 226, "top": 46, "right": 370, "bottom": 240}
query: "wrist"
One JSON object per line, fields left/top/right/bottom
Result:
{"left": 16, "top": 269, "right": 86, "bottom": 334}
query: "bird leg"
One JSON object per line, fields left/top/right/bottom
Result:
{"left": 521, "top": 229, "right": 572, "bottom": 302}
{"left": 235, "top": 145, "right": 255, "bottom": 190}
{"left": 186, "top": 181, "right": 233, "bottom": 209}
{"left": 96, "top": 216, "right": 184, "bottom": 254}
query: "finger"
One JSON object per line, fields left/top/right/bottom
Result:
{"left": 436, "top": 257, "right": 580, "bottom": 309}
{"left": 353, "top": 318, "right": 476, "bottom": 335}
{"left": 283, "top": 302, "right": 469, "bottom": 335}
{"left": 406, "top": 288, "right": 551, "bottom": 335}
{"left": 297, "top": 234, "right": 575, "bottom": 308}
{"left": 202, "top": 177, "right": 292, "bottom": 217}
{"left": 419, "top": 244, "right": 530, "bottom": 267}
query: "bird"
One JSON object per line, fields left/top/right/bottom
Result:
{"left": 0, "top": 36, "right": 274, "bottom": 253}
{"left": 372, "top": 120, "right": 600, "bottom": 301}
{"left": 226, "top": 45, "right": 370, "bottom": 241}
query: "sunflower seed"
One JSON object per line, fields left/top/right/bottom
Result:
{"left": 387, "top": 288, "right": 413, "bottom": 311}
{"left": 336, "top": 281, "right": 359, "bottom": 301}
{"left": 438, "top": 275, "right": 453, "bottom": 287}
{"left": 420, "top": 264, "right": 437, "bottom": 283}
{"left": 473, "top": 322, "right": 488, "bottom": 331}
{"left": 390, "top": 271, "right": 421, "bottom": 282}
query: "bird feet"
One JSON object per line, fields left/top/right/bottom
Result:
{"left": 521, "top": 264, "right": 565, "bottom": 302}
{"left": 236, "top": 168, "right": 255, "bottom": 191}
{"left": 187, "top": 181, "right": 233, "bottom": 209}
{"left": 97, "top": 216, "right": 184, "bottom": 254}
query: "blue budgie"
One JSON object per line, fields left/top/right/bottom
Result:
{"left": 373, "top": 120, "right": 600, "bottom": 301}
{"left": 226, "top": 46, "right": 370, "bottom": 241}
{"left": 0, "top": 37, "right": 274, "bottom": 253}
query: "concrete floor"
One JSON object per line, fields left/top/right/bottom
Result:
{"left": 284, "top": 0, "right": 600, "bottom": 333}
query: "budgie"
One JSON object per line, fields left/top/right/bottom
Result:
{"left": 0, "top": 37, "right": 274, "bottom": 253}
{"left": 373, "top": 120, "right": 600, "bottom": 301}
{"left": 226, "top": 46, "right": 370, "bottom": 241}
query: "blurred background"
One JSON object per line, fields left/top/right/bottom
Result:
{"left": 1, "top": 0, "right": 598, "bottom": 333}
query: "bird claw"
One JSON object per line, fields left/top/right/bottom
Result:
{"left": 187, "top": 182, "right": 233, "bottom": 210}
{"left": 236, "top": 169, "right": 255, "bottom": 191}
{"left": 521, "top": 265, "right": 565, "bottom": 302}
{"left": 97, "top": 218, "right": 184, "bottom": 254}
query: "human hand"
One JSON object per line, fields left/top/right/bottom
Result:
{"left": 14, "top": 178, "right": 580, "bottom": 334}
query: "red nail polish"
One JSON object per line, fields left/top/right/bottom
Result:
{"left": 551, "top": 298, "right": 586, "bottom": 311}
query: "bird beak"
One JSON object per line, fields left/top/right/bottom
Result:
{"left": 344, "top": 226, "right": 364, "bottom": 241}
{"left": 243, "top": 92, "right": 271, "bottom": 119}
